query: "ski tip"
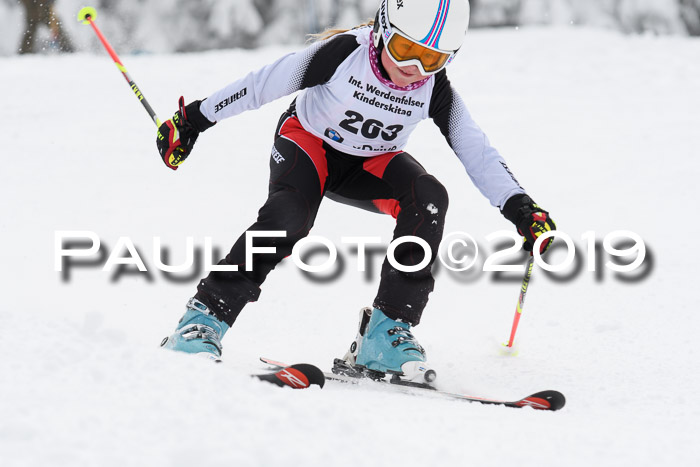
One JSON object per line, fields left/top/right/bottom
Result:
{"left": 517, "top": 390, "right": 566, "bottom": 411}
{"left": 260, "top": 356, "right": 286, "bottom": 369}
{"left": 288, "top": 364, "right": 326, "bottom": 389}
{"left": 255, "top": 363, "right": 326, "bottom": 389}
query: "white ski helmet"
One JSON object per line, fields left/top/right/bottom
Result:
{"left": 373, "top": 0, "right": 471, "bottom": 75}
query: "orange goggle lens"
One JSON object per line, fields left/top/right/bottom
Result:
{"left": 386, "top": 33, "right": 451, "bottom": 73}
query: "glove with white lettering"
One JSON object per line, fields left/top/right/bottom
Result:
{"left": 156, "top": 97, "right": 215, "bottom": 170}
{"left": 501, "top": 194, "right": 556, "bottom": 255}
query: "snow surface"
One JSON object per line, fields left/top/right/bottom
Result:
{"left": 2, "top": 27, "right": 699, "bottom": 466}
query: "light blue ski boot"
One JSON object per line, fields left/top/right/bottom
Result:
{"left": 160, "top": 298, "right": 229, "bottom": 361}
{"left": 352, "top": 307, "right": 436, "bottom": 384}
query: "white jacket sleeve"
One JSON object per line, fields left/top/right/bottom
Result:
{"left": 429, "top": 71, "right": 526, "bottom": 209}
{"left": 199, "top": 34, "right": 361, "bottom": 123}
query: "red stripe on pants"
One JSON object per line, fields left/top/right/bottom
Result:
{"left": 372, "top": 199, "right": 401, "bottom": 219}
{"left": 362, "top": 151, "right": 401, "bottom": 179}
{"left": 278, "top": 116, "right": 328, "bottom": 193}
{"left": 364, "top": 151, "right": 402, "bottom": 219}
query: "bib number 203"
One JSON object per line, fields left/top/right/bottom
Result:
{"left": 339, "top": 110, "right": 403, "bottom": 141}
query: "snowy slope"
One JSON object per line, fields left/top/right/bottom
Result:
{"left": 2, "top": 27, "right": 700, "bottom": 466}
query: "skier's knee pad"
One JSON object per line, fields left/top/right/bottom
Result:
{"left": 413, "top": 174, "right": 449, "bottom": 220}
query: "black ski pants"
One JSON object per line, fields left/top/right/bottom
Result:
{"left": 195, "top": 111, "right": 448, "bottom": 327}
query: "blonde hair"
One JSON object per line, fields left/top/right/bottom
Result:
{"left": 308, "top": 19, "right": 374, "bottom": 42}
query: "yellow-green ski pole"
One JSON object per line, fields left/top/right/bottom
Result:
{"left": 77, "top": 7, "right": 161, "bottom": 127}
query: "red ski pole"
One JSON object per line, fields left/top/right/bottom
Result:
{"left": 77, "top": 7, "right": 161, "bottom": 127}
{"left": 505, "top": 254, "right": 535, "bottom": 349}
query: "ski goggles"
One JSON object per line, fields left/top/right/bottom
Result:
{"left": 385, "top": 30, "right": 455, "bottom": 75}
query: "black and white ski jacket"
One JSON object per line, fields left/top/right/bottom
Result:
{"left": 199, "top": 27, "right": 524, "bottom": 208}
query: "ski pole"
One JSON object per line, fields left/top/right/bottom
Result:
{"left": 505, "top": 253, "right": 535, "bottom": 348}
{"left": 77, "top": 7, "right": 161, "bottom": 127}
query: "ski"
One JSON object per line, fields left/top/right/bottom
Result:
{"left": 260, "top": 357, "right": 565, "bottom": 410}
{"left": 254, "top": 362, "right": 326, "bottom": 389}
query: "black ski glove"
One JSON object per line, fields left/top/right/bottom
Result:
{"left": 501, "top": 194, "right": 556, "bottom": 255}
{"left": 156, "top": 97, "right": 215, "bottom": 170}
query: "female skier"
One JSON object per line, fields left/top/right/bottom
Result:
{"left": 157, "top": 0, "right": 555, "bottom": 383}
